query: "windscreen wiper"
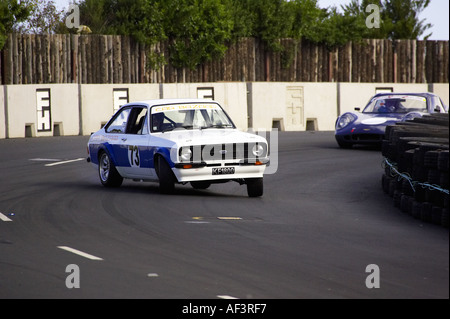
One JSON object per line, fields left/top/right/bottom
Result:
{"left": 199, "top": 124, "right": 233, "bottom": 130}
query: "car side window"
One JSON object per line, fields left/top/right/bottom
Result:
{"left": 105, "top": 108, "right": 131, "bottom": 133}
{"left": 126, "top": 107, "right": 148, "bottom": 135}
{"left": 432, "top": 97, "right": 445, "bottom": 113}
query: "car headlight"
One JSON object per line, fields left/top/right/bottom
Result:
{"left": 252, "top": 144, "right": 265, "bottom": 157}
{"left": 180, "top": 147, "right": 192, "bottom": 161}
{"left": 336, "top": 113, "right": 356, "bottom": 129}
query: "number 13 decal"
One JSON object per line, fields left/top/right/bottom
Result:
{"left": 128, "top": 145, "right": 140, "bottom": 167}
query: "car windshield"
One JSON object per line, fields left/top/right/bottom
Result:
{"left": 150, "top": 103, "right": 235, "bottom": 133}
{"left": 363, "top": 95, "right": 427, "bottom": 114}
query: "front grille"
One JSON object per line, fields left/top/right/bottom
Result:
{"left": 179, "top": 142, "right": 267, "bottom": 162}
{"left": 351, "top": 134, "right": 384, "bottom": 141}
{"left": 344, "top": 134, "right": 384, "bottom": 142}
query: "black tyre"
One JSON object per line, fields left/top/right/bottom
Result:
{"left": 393, "top": 190, "right": 402, "bottom": 208}
{"left": 388, "top": 179, "right": 396, "bottom": 197}
{"left": 400, "top": 195, "right": 413, "bottom": 214}
{"left": 337, "top": 140, "right": 353, "bottom": 149}
{"left": 246, "top": 178, "right": 263, "bottom": 197}
{"left": 431, "top": 206, "right": 442, "bottom": 225}
{"left": 441, "top": 208, "right": 449, "bottom": 228}
{"left": 420, "top": 202, "right": 432, "bottom": 223}
{"left": 382, "top": 174, "right": 391, "bottom": 194}
{"left": 438, "top": 151, "right": 449, "bottom": 172}
{"left": 191, "top": 181, "right": 211, "bottom": 190}
{"left": 98, "top": 151, "right": 123, "bottom": 187}
{"left": 424, "top": 150, "right": 440, "bottom": 169}
{"left": 156, "top": 156, "right": 176, "bottom": 194}
{"left": 412, "top": 201, "right": 422, "bottom": 219}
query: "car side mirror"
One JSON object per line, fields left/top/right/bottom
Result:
{"left": 354, "top": 107, "right": 360, "bottom": 111}
{"left": 434, "top": 106, "right": 441, "bottom": 113}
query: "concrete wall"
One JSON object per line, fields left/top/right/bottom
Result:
{"left": 4, "top": 84, "right": 79, "bottom": 138}
{"left": 80, "top": 84, "right": 160, "bottom": 134}
{"left": 433, "top": 83, "right": 449, "bottom": 106}
{"left": 251, "top": 82, "right": 337, "bottom": 131}
{"left": 0, "top": 87, "right": 5, "bottom": 139}
{"left": 1, "top": 82, "right": 448, "bottom": 138}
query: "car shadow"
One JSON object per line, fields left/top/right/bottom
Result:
{"left": 35, "top": 179, "right": 250, "bottom": 199}
{"left": 347, "top": 144, "right": 382, "bottom": 151}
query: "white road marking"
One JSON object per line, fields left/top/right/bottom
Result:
{"left": 57, "top": 246, "right": 103, "bottom": 260}
{"left": 185, "top": 217, "right": 210, "bottom": 224}
{"left": 0, "top": 213, "right": 12, "bottom": 222}
{"left": 184, "top": 221, "right": 210, "bottom": 224}
{"left": 185, "top": 216, "right": 243, "bottom": 223}
{"left": 29, "top": 158, "right": 61, "bottom": 162}
{"left": 45, "top": 158, "right": 84, "bottom": 167}
{"left": 217, "top": 295, "right": 239, "bottom": 299}
{"left": 217, "top": 217, "right": 242, "bottom": 220}
{"left": 147, "top": 273, "right": 159, "bottom": 277}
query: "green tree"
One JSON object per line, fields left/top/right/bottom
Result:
{"left": 383, "top": 0, "right": 432, "bottom": 39}
{"left": 75, "top": 0, "right": 110, "bottom": 34}
{"left": 287, "top": 0, "right": 328, "bottom": 42}
{"left": 77, "top": 0, "right": 232, "bottom": 69}
{"left": 161, "top": 0, "right": 233, "bottom": 69}
{"left": 77, "top": 0, "right": 164, "bottom": 41}
{"left": 0, "top": 0, "right": 33, "bottom": 48}
{"left": 13, "top": 0, "right": 65, "bottom": 34}
{"left": 229, "top": 0, "right": 293, "bottom": 51}
{"left": 340, "top": 0, "right": 432, "bottom": 40}
{"left": 72, "top": 0, "right": 433, "bottom": 67}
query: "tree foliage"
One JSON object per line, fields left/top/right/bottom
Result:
{"left": 1, "top": 0, "right": 434, "bottom": 65}
{"left": 13, "top": 0, "right": 65, "bottom": 34}
{"left": 340, "top": 0, "right": 432, "bottom": 40}
{"left": 160, "top": 0, "right": 233, "bottom": 68}
{"left": 0, "top": 0, "right": 33, "bottom": 48}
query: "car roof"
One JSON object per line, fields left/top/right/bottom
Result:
{"left": 371, "top": 92, "right": 438, "bottom": 99}
{"left": 122, "top": 98, "right": 220, "bottom": 108}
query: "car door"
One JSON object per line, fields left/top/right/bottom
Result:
{"left": 103, "top": 106, "right": 132, "bottom": 177}
{"left": 103, "top": 105, "right": 150, "bottom": 178}
{"left": 121, "top": 106, "right": 155, "bottom": 179}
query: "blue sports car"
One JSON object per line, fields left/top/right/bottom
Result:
{"left": 335, "top": 92, "right": 448, "bottom": 148}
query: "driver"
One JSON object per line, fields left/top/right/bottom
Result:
{"left": 375, "top": 99, "right": 388, "bottom": 113}
{"left": 152, "top": 112, "right": 165, "bottom": 132}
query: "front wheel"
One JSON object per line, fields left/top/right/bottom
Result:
{"left": 337, "top": 140, "right": 353, "bottom": 149}
{"left": 246, "top": 178, "right": 263, "bottom": 197}
{"left": 156, "top": 157, "right": 176, "bottom": 194}
{"left": 98, "top": 152, "right": 123, "bottom": 187}
{"left": 191, "top": 181, "right": 211, "bottom": 189}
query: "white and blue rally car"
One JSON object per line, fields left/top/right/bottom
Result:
{"left": 87, "top": 99, "right": 269, "bottom": 197}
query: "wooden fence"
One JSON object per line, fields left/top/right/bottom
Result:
{"left": 0, "top": 33, "right": 448, "bottom": 84}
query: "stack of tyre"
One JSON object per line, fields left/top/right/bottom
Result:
{"left": 381, "top": 113, "right": 449, "bottom": 228}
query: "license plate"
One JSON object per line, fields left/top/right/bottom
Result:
{"left": 212, "top": 167, "right": 235, "bottom": 175}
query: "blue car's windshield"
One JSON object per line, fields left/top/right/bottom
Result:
{"left": 363, "top": 95, "right": 427, "bottom": 114}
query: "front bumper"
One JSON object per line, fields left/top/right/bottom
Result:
{"left": 335, "top": 123, "right": 387, "bottom": 145}
{"left": 335, "top": 133, "right": 385, "bottom": 144}
{"left": 172, "top": 160, "right": 268, "bottom": 182}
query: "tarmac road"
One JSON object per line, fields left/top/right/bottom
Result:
{"left": 0, "top": 132, "right": 448, "bottom": 299}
